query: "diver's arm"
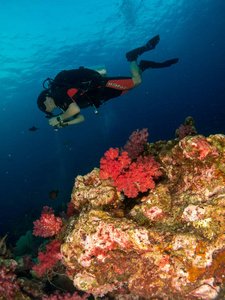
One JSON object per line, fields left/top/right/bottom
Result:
{"left": 54, "top": 113, "right": 85, "bottom": 128}
{"left": 60, "top": 103, "right": 81, "bottom": 120}
{"left": 64, "top": 114, "right": 85, "bottom": 126}
{"left": 49, "top": 103, "right": 81, "bottom": 127}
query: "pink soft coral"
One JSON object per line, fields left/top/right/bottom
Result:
{"left": 67, "top": 202, "right": 76, "bottom": 218}
{"left": 32, "top": 239, "right": 62, "bottom": 277}
{"left": 123, "top": 128, "right": 149, "bottom": 159}
{"left": 99, "top": 148, "right": 162, "bottom": 198}
{"left": 43, "top": 290, "right": 89, "bottom": 299}
{"left": 33, "top": 206, "right": 62, "bottom": 237}
{"left": 0, "top": 264, "right": 20, "bottom": 299}
{"left": 176, "top": 124, "right": 196, "bottom": 140}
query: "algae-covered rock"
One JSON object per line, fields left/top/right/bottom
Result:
{"left": 60, "top": 134, "right": 225, "bottom": 299}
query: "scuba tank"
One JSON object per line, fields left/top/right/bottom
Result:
{"left": 88, "top": 65, "right": 107, "bottom": 77}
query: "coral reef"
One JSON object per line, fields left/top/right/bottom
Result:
{"left": 61, "top": 133, "right": 225, "bottom": 299}
{"left": 3, "top": 129, "right": 225, "bottom": 299}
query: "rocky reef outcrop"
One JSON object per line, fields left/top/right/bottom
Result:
{"left": 60, "top": 134, "right": 225, "bottom": 299}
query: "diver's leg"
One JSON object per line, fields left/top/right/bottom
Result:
{"left": 139, "top": 58, "right": 179, "bottom": 71}
{"left": 130, "top": 61, "right": 142, "bottom": 87}
{"left": 126, "top": 35, "right": 160, "bottom": 62}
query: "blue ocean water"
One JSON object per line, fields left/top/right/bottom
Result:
{"left": 0, "top": 0, "right": 225, "bottom": 237}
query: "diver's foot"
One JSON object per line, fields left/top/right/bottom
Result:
{"left": 126, "top": 34, "right": 160, "bottom": 62}
{"left": 139, "top": 58, "right": 179, "bottom": 71}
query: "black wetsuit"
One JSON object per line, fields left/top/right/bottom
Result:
{"left": 50, "top": 68, "right": 134, "bottom": 111}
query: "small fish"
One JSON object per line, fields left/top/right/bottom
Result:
{"left": 49, "top": 190, "right": 59, "bottom": 200}
{"left": 29, "top": 126, "right": 39, "bottom": 131}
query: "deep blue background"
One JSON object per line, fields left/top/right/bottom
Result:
{"left": 0, "top": 0, "right": 225, "bottom": 237}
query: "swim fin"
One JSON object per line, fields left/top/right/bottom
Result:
{"left": 139, "top": 58, "right": 179, "bottom": 71}
{"left": 146, "top": 34, "right": 160, "bottom": 50}
{"left": 126, "top": 35, "right": 160, "bottom": 62}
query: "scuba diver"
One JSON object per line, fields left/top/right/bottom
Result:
{"left": 37, "top": 35, "right": 178, "bottom": 128}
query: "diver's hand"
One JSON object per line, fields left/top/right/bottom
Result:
{"left": 49, "top": 117, "right": 59, "bottom": 127}
{"left": 53, "top": 123, "right": 69, "bottom": 131}
{"left": 57, "top": 123, "right": 68, "bottom": 128}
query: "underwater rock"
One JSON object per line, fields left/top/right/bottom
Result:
{"left": 71, "top": 168, "right": 121, "bottom": 211}
{"left": 60, "top": 134, "right": 225, "bottom": 299}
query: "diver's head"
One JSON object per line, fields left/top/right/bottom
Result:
{"left": 37, "top": 90, "right": 56, "bottom": 117}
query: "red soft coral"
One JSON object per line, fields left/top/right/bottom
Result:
{"left": 99, "top": 148, "right": 131, "bottom": 181}
{"left": 33, "top": 206, "right": 62, "bottom": 237}
{"left": 32, "top": 239, "right": 62, "bottom": 277}
{"left": 99, "top": 148, "right": 162, "bottom": 198}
